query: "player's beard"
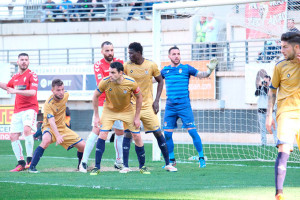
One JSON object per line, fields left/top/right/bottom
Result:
{"left": 285, "top": 49, "right": 296, "bottom": 61}
{"left": 104, "top": 55, "right": 114, "bottom": 62}
{"left": 19, "top": 64, "right": 28, "bottom": 72}
{"left": 54, "top": 94, "right": 64, "bottom": 100}
{"left": 171, "top": 58, "right": 180, "bottom": 66}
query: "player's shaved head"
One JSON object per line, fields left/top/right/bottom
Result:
{"left": 52, "top": 79, "right": 64, "bottom": 88}
{"left": 18, "top": 53, "right": 29, "bottom": 58}
{"left": 168, "top": 46, "right": 179, "bottom": 54}
{"left": 129, "top": 42, "right": 143, "bottom": 55}
{"left": 101, "top": 41, "right": 113, "bottom": 48}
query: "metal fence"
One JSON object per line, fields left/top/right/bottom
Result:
{"left": 1, "top": 39, "right": 282, "bottom": 71}
{"left": 0, "top": 0, "right": 197, "bottom": 23}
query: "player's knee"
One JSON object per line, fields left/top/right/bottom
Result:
{"left": 23, "top": 126, "right": 32, "bottom": 136}
{"left": 99, "top": 131, "right": 109, "bottom": 140}
{"left": 92, "top": 127, "right": 100, "bottom": 135}
{"left": 115, "top": 129, "right": 124, "bottom": 136}
{"left": 76, "top": 141, "right": 85, "bottom": 152}
{"left": 153, "top": 130, "right": 162, "bottom": 138}
{"left": 164, "top": 131, "right": 173, "bottom": 140}
{"left": 9, "top": 133, "right": 20, "bottom": 142}
{"left": 124, "top": 131, "right": 132, "bottom": 139}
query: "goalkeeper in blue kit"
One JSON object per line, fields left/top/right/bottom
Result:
{"left": 161, "top": 46, "right": 218, "bottom": 168}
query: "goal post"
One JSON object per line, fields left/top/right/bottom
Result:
{"left": 151, "top": 0, "right": 300, "bottom": 162}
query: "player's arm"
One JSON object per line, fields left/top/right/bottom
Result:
{"left": 133, "top": 91, "right": 142, "bottom": 129}
{"left": 6, "top": 88, "right": 36, "bottom": 96}
{"left": 153, "top": 75, "right": 163, "bottom": 114}
{"left": 266, "top": 88, "right": 277, "bottom": 134}
{"left": 196, "top": 57, "right": 218, "bottom": 78}
{"left": 48, "top": 116, "right": 64, "bottom": 145}
{"left": 92, "top": 88, "right": 103, "bottom": 127}
{"left": 0, "top": 82, "right": 8, "bottom": 90}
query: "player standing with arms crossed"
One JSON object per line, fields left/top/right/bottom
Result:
{"left": 121, "top": 42, "right": 177, "bottom": 173}
{"left": 90, "top": 62, "right": 150, "bottom": 175}
{"left": 79, "top": 41, "right": 125, "bottom": 173}
{"left": 0, "top": 53, "right": 38, "bottom": 172}
{"left": 161, "top": 46, "right": 218, "bottom": 168}
{"left": 266, "top": 32, "right": 300, "bottom": 200}
{"left": 29, "top": 79, "right": 86, "bottom": 173}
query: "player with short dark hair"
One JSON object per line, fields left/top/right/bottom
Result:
{"left": 28, "top": 79, "right": 86, "bottom": 173}
{"left": 161, "top": 46, "right": 218, "bottom": 168}
{"left": 79, "top": 41, "right": 125, "bottom": 173}
{"left": 0, "top": 53, "right": 38, "bottom": 172}
{"left": 121, "top": 42, "right": 177, "bottom": 173}
{"left": 266, "top": 31, "right": 300, "bottom": 200}
{"left": 90, "top": 61, "right": 150, "bottom": 175}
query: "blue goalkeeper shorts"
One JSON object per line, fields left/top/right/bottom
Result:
{"left": 163, "top": 99, "right": 196, "bottom": 129}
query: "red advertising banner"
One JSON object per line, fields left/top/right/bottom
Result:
{"left": 0, "top": 106, "right": 14, "bottom": 140}
{"left": 245, "top": 1, "right": 286, "bottom": 39}
{"left": 161, "top": 61, "right": 216, "bottom": 100}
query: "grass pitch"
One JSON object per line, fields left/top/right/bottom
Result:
{"left": 0, "top": 140, "right": 300, "bottom": 200}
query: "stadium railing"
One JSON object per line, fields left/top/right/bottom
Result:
{"left": 0, "top": 39, "right": 281, "bottom": 71}
{"left": 0, "top": 0, "right": 199, "bottom": 23}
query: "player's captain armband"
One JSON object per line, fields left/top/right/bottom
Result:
{"left": 133, "top": 87, "right": 141, "bottom": 94}
{"left": 47, "top": 114, "right": 54, "bottom": 119}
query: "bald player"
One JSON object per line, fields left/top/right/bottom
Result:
{"left": 266, "top": 32, "right": 300, "bottom": 200}
{"left": 121, "top": 42, "right": 177, "bottom": 173}
{"left": 90, "top": 61, "right": 150, "bottom": 175}
{"left": 29, "top": 79, "right": 86, "bottom": 173}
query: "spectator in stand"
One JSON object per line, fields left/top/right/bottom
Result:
{"left": 193, "top": 16, "right": 208, "bottom": 60}
{"left": 40, "top": 0, "right": 56, "bottom": 22}
{"left": 287, "top": 18, "right": 300, "bottom": 32}
{"left": 203, "top": 12, "right": 219, "bottom": 58}
{"left": 127, "top": 0, "right": 144, "bottom": 20}
{"left": 90, "top": 0, "right": 106, "bottom": 20}
{"left": 57, "top": 0, "right": 73, "bottom": 21}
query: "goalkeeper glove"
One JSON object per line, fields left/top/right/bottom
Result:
{"left": 206, "top": 57, "right": 218, "bottom": 74}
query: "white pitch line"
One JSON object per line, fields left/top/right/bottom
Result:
{"left": 0, "top": 180, "right": 120, "bottom": 190}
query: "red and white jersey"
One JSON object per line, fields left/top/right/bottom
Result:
{"left": 7, "top": 69, "right": 39, "bottom": 113}
{"left": 94, "top": 58, "right": 123, "bottom": 106}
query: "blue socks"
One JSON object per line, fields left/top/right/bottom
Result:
{"left": 275, "top": 152, "right": 289, "bottom": 195}
{"left": 188, "top": 129, "right": 204, "bottom": 158}
{"left": 135, "top": 145, "right": 145, "bottom": 169}
{"left": 95, "top": 138, "right": 105, "bottom": 169}
{"left": 30, "top": 146, "right": 45, "bottom": 168}
{"left": 122, "top": 137, "right": 131, "bottom": 168}
{"left": 155, "top": 133, "right": 170, "bottom": 165}
{"left": 164, "top": 131, "right": 174, "bottom": 160}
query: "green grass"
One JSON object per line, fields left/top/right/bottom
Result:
{"left": 0, "top": 140, "right": 300, "bottom": 200}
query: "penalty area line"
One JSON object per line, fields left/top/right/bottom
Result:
{"left": 0, "top": 180, "right": 120, "bottom": 190}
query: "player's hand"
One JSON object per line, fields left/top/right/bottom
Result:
{"left": 266, "top": 115, "right": 275, "bottom": 134}
{"left": 152, "top": 101, "right": 159, "bottom": 114}
{"left": 134, "top": 118, "right": 140, "bottom": 129}
{"left": 206, "top": 57, "right": 218, "bottom": 71}
{"left": 93, "top": 116, "right": 100, "bottom": 128}
{"left": 56, "top": 135, "right": 65, "bottom": 145}
{"left": 6, "top": 87, "right": 16, "bottom": 94}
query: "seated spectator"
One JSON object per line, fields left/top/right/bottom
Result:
{"left": 287, "top": 18, "right": 300, "bottom": 32}
{"left": 90, "top": 0, "right": 106, "bottom": 20}
{"left": 40, "top": 0, "right": 56, "bottom": 22}
{"left": 257, "top": 40, "right": 281, "bottom": 63}
{"left": 57, "top": 0, "right": 73, "bottom": 21}
{"left": 71, "top": 0, "right": 93, "bottom": 21}
{"left": 127, "top": 1, "right": 144, "bottom": 20}
{"left": 144, "top": 0, "right": 162, "bottom": 20}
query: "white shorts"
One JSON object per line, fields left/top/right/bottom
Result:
{"left": 91, "top": 106, "right": 124, "bottom": 130}
{"left": 10, "top": 109, "right": 37, "bottom": 134}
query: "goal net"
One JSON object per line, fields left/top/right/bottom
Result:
{"left": 152, "top": 0, "right": 300, "bottom": 162}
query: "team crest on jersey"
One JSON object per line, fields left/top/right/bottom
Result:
{"left": 123, "top": 90, "right": 127, "bottom": 94}
{"left": 130, "top": 70, "right": 133, "bottom": 73}
{"left": 164, "top": 122, "right": 167, "bottom": 127}
{"left": 287, "top": 74, "right": 290, "bottom": 78}
{"left": 179, "top": 68, "right": 182, "bottom": 73}
{"left": 145, "top": 69, "right": 148, "bottom": 74}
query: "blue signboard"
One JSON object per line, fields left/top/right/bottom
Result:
{"left": 38, "top": 75, "right": 83, "bottom": 91}
{"left": 86, "top": 74, "right": 97, "bottom": 90}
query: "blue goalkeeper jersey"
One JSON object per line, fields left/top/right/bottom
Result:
{"left": 161, "top": 63, "right": 199, "bottom": 103}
